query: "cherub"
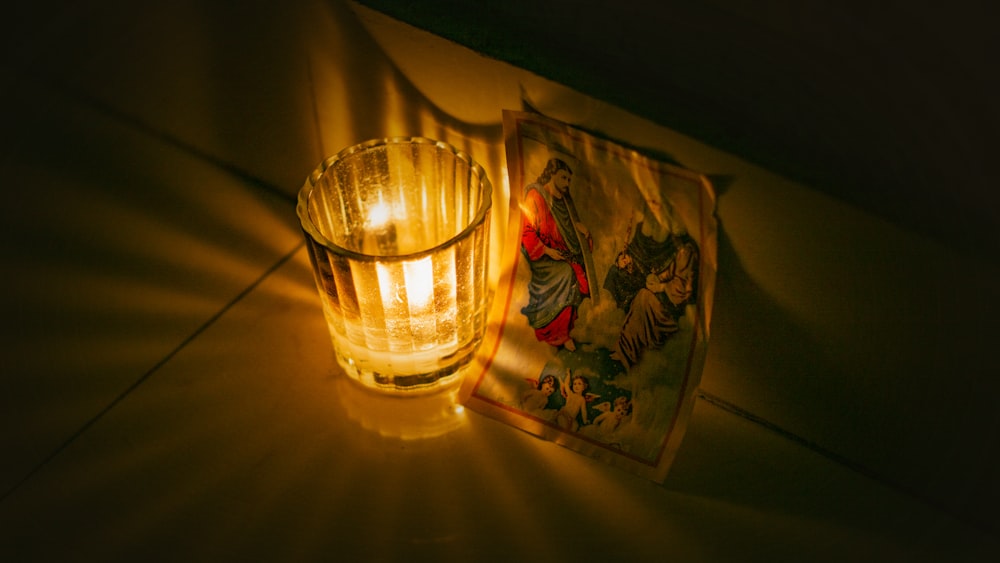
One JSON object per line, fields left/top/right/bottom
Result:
{"left": 520, "top": 374, "right": 557, "bottom": 414}
{"left": 591, "top": 395, "right": 633, "bottom": 434}
{"left": 555, "top": 369, "right": 598, "bottom": 431}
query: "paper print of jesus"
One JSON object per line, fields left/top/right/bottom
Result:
{"left": 518, "top": 158, "right": 593, "bottom": 352}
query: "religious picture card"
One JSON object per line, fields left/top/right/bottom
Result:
{"left": 463, "top": 110, "right": 718, "bottom": 482}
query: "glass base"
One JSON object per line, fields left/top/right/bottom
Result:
{"left": 333, "top": 341, "right": 478, "bottom": 394}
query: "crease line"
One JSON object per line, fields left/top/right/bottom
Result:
{"left": 0, "top": 242, "right": 305, "bottom": 505}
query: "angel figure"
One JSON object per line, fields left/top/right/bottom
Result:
{"left": 555, "top": 369, "right": 598, "bottom": 431}
{"left": 520, "top": 374, "right": 558, "bottom": 416}
{"left": 591, "top": 395, "right": 633, "bottom": 434}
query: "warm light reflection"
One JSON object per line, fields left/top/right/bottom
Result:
{"left": 367, "top": 201, "right": 392, "bottom": 229}
{"left": 4, "top": 15, "right": 852, "bottom": 563}
{"left": 335, "top": 376, "right": 466, "bottom": 440}
{"left": 6, "top": 2, "right": 759, "bottom": 559}
{"left": 403, "top": 255, "right": 434, "bottom": 309}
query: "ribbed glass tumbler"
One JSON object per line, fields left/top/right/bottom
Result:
{"left": 298, "top": 137, "right": 492, "bottom": 394}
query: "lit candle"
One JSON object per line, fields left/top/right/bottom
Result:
{"left": 364, "top": 201, "right": 398, "bottom": 255}
{"left": 298, "top": 137, "right": 491, "bottom": 394}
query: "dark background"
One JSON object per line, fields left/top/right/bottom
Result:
{"left": 358, "top": 0, "right": 999, "bottom": 261}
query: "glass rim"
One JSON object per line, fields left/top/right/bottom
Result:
{"left": 297, "top": 136, "right": 493, "bottom": 262}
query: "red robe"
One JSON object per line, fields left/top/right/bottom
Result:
{"left": 520, "top": 186, "right": 589, "bottom": 346}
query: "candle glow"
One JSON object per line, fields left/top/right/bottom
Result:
{"left": 298, "top": 137, "right": 491, "bottom": 393}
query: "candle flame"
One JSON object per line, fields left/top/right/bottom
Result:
{"left": 368, "top": 201, "right": 391, "bottom": 229}
{"left": 404, "top": 257, "right": 434, "bottom": 309}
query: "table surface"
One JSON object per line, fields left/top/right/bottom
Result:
{"left": 2, "top": 1, "right": 998, "bottom": 561}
